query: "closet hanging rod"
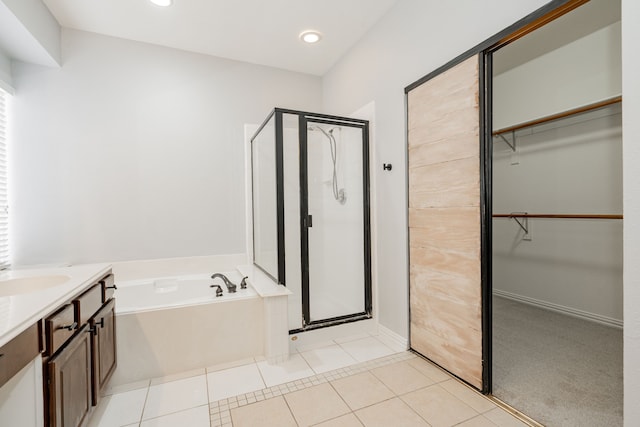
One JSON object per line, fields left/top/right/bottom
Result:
{"left": 492, "top": 95, "right": 622, "bottom": 136}
{"left": 493, "top": 214, "right": 623, "bottom": 220}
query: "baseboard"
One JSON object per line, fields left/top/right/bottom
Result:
{"left": 377, "top": 325, "right": 409, "bottom": 352}
{"left": 493, "top": 289, "right": 623, "bottom": 329}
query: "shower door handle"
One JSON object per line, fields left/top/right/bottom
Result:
{"left": 305, "top": 215, "right": 313, "bottom": 228}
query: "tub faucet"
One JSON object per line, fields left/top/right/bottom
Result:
{"left": 211, "top": 273, "right": 237, "bottom": 293}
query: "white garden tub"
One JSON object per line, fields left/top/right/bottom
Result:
{"left": 109, "top": 271, "right": 264, "bottom": 386}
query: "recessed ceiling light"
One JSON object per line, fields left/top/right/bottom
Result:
{"left": 149, "top": 0, "right": 172, "bottom": 6}
{"left": 300, "top": 31, "right": 322, "bottom": 44}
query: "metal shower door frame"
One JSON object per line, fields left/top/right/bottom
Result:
{"left": 297, "top": 112, "right": 372, "bottom": 332}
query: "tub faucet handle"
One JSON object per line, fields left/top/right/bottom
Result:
{"left": 240, "top": 276, "right": 248, "bottom": 289}
{"left": 210, "top": 284, "right": 223, "bottom": 297}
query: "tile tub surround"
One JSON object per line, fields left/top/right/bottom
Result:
{"left": 93, "top": 337, "right": 531, "bottom": 427}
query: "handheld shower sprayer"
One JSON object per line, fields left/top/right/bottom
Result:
{"left": 308, "top": 125, "right": 346, "bottom": 205}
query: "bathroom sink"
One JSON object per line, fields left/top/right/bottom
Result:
{"left": 0, "top": 275, "right": 71, "bottom": 297}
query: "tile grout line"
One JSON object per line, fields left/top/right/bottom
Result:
{"left": 204, "top": 367, "right": 213, "bottom": 427}
{"left": 107, "top": 345, "right": 445, "bottom": 425}
{"left": 110, "top": 351, "right": 416, "bottom": 427}
{"left": 326, "top": 376, "right": 354, "bottom": 420}
{"left": 134, "top": 376, "right": 213, "bottom": 426}
{"left": 209, "top": 351, "right": 417, "bottom": 412}
{"left": 138, "top": 404, "right": 210, "bottom": 424}
{"left": 303, "top": 351, "right": 426, "bottom": 426}
{"left": 137, "top": 379, "right": 152, "bottom": 426}
{"left": 281, "top": 391, "right": 302, "bottom": 427}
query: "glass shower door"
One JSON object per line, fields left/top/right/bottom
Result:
{"left": 302, "top": 118, "right": 371, "bottom": 326}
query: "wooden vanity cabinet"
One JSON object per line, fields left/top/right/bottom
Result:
{"left": 89, "top": 298, "right": 116, "bottom": 406}
{"left": 44, "top": 272, "right": 117, "bottom": 427}
{"left": 47, "top": 324, "right": 92, "bottom": 427}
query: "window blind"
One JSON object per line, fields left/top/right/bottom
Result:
{"left": 0, "top": 89, "right": 8, "bottom": 269}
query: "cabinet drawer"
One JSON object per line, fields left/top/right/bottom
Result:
{"left": 45, "top": 304, "right": 77, "bottom": 356}
{"left": 0, "top": 322, "right": 40, "bottom": 388}
{"left": 100, "top": 274, "right": 116, "bottom": 302}
{"left": 74, "top": 284, "right": 102, "bottom": 326}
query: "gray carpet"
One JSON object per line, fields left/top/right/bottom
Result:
{"left": 492, "top": 296, "right": 622, "bottom": 427}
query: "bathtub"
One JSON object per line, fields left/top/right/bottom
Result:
{"left": 115, "top": 271, "right": 258, "bottom": 314}
{"left": 109, "top": 271, "right": 265, "bottom": 387}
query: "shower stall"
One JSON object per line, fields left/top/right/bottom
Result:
{"left": 251, "top": 108, "right": 371, "bottom": 332}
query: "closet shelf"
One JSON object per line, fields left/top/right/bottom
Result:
{"left": 493, "top": 213, "right": 623, "bottom": 220}
{"left": 492, "top": 95, "right": 622, "bottom": 136}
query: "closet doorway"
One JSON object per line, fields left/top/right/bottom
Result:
{"left": 488, "top": 0, "right": 623, "bottom": 425}
{"left": 406, "top": 1, "right": 623, "bottom": 424}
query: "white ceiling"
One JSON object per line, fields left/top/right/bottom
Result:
{"left": 42, "top": 0, "right": 399, "bottom": 76}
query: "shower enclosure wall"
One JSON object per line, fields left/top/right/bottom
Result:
{"left": 251, "top": 108, "right": 371, "bottom": 332}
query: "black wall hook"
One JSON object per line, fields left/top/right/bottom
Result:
{"left": 383, "top": 163, "right": 393, "bottom": 171}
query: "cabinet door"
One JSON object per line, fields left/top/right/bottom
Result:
{"left": 48, "top": 325, "right": 92, "bottom": 427}
{"left": 90, "top": 299, "right": 117, "bottom": 406}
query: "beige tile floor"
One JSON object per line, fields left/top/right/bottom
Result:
{"left": 217, "top": 353, "right": 529, "bottom": 427}
{"left": 91, "top": 336, "right": 531, "bottom": 427}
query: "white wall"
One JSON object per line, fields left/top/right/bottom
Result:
{"left": 322, "top": 2, "right": 640, "bottom": 424}
{"left": 0, "top": 50, "right": 12, "bottom": 91}
{"left": 10, "top": 28, "right": 322, "bottom": 266}
{"left": 1, "top": 0, "right": 60, "bottom": 58}
{"left": 492, "top": 20, "right": 622, "bottom": 324}
{"left": 493, "top": 21, "right": 622, "bottom": 129}
{"left": 492, "top": 110, "right": 623, "bottom": 324}
{"left": 322, "top": 0, "right": 550, "bottom": 339}
{"left": 622, "top": 0, "right": 640, "bottom": 423}
{"left": 5, "top": 2, "right": 639, "bottom": 423}
{"left": 0, "top": 0, "right": 61, "bottom": 67}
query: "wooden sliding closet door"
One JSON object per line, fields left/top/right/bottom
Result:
{"left": 407, "top": 55, "right": 483, "bottom": 389}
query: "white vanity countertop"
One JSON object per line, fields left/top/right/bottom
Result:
{"left": 0, "top": 263, "right": 112, "bottom": 347}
